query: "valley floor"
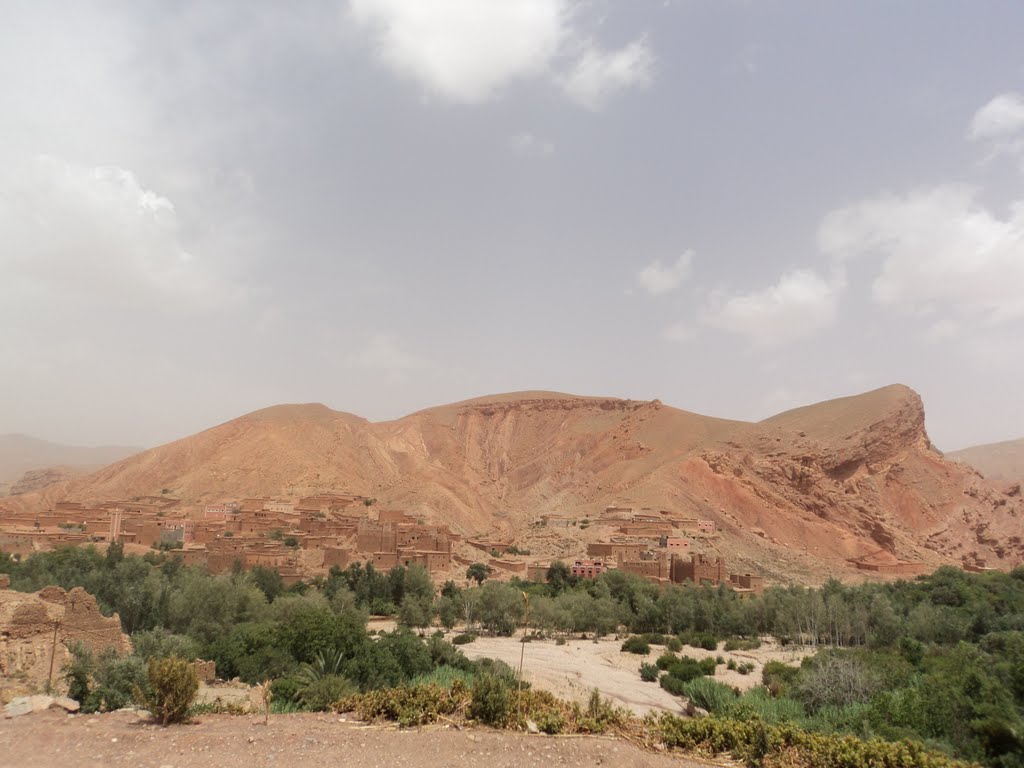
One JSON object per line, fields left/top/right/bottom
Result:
{"left": 0, "top": 709, "right": 715, "bottom": 768}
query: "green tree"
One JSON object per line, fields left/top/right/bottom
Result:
{"left": 466, "top": 562, "right": 491, "bottom": 586}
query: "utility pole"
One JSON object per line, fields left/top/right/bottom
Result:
{"left": 47, "top": 619, "right": 60, "bottom": 693}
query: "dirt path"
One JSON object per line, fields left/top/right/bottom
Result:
{"left": 456, "top": 635, "right": 810, "bottom": 715}
{"left": 0, "top": 710, "right": 718, "bottom": 768}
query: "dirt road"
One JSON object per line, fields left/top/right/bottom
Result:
{"left": 0, "top": 710, "right": 717, "bottom": 768}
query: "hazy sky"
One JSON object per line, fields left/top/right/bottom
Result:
{"left": 2, "top": 1, "right": 1023, "bottom": 451}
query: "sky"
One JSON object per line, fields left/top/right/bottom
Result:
{"left": 1, "top": 1, "right": 1023, "bottom": 452}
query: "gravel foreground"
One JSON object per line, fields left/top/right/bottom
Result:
{"left": 0, "top": 710, "right": 718, "bottom": 768}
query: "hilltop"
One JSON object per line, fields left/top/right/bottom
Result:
{"left": 947, "top": 437, "right": 1024, "bottom": 485}
{"left": 4, "top": 385, "right": 1022, "bottom": 582}
{"left": 0, "top": 434, "right": 141, "bottom": 496}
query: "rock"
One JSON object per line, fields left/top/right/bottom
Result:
{"left": 50, "top": 697, "right": 80, "bottom": 713}
{"left": 4, "top": 697, "right": 35, "bottom": 718}
{"left": 691, "top": 707, "right": 709, "bottom": 718}
{"left": 525, "top": 719, "right": 539, "bottom": 734}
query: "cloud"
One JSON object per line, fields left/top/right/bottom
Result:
{"left": 968, "top": 92, "right": 1024, "bottom": 141}
{"left": 700, "top": 269, "right": 843, "bottom": 347}
{"left": 348, "top": 0, "right": 652, "bottom": 108}
{"left": 558, "top": 39, "right": 654, "bottom": 110}
{"left": 0, "top": 156, "right": 224, "bottom": 310}
{"left": 637, "top": 251, "right": 692, "bottom": 295}
{"left": 510, "top": 131, "right": 555, "bottom": 155}
{"left": 818, "top": 185, "right": 1024, "bottom": 325}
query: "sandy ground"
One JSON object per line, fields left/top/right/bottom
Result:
{"left": 456, "top": 635, "right": 811, "bottom": 715}
{"left": 0, "top": 709, "right": 718, "bottom": 768}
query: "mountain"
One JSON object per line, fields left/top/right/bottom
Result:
{"left": 5, "top": 386, "right": 1022, "bottom": 583}
{"left": 0, "top": 434, "right": 141, "bottom": 496}
{"left": 947, "top": 438, "right": 1024, "bottom": 485}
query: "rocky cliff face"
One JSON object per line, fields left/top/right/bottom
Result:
{"left": 5, "top": 386, "right": 1022, "bottom": 583}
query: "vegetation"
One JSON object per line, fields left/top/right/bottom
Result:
{"left": 3, "top": 547, "right": 1022, "bottom": 766}
{"left": 134, "top": 655, "right": 199, "bottom": 725}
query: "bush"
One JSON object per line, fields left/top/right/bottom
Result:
{"left": 668, "top": 657, "right": 708, "bottom": 683}
{"left": 656, "top": 714, "right": 972, "bottom": 768}
{"left": 270, "top": 676, "right": 302, "bottom": 704}
{"left": 737, "top": 662, "right": 755, "bottom": 675}
{"left": 297, "top": 674, "right": 358, "bottom": 711}
{"left": 621, "top": 636, "right": 651, "bottom": 654}
{"left": 338, "top": 681, "right": 468, "bottom": 728}
{"left": 640, "top": 663, "right": 660, "bottom": 682}
{"left": 699, "top": 657, "right": 718, "bottom": 676}
{"left": 656, "top": 652, "right": 678, "bottom": 670}
{"left": 666, "top": 637, "right": 683, "bottom": 652}
{"left": 680, "top": 677, "right": 737, "bottom": 713}
{"left": 469, "top": 673, "right": 511, "bottom": 726}
{"left": 762, "top": 661, "right": 800, "bottom": 698}
{"left": 452, "top": 633, "right": 477, "bottom": 645}
{"left": 724, "top": 636, "right": 762, "bottom": 652}
{"left": 135, "top": 655, "right": 199, "bottom": 725}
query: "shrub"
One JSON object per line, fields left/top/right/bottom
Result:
{"left": 555, "top": 637, "right": 567, "bottom": 646}
{"left": 655, "top": 714, "right": 971, "bottom": 768}
{"left": 640, "top": 663, "right": 660, "bottom": 682}
{"left": 762, "top": 661, "right": 800, "bottom": 698}
{"left": 656, "top": 652, "right": 678, "bottom": 670}
{"left": 297, "top": 675, "right": 358, "bottom": 711}
{"left": 667, "top": 657, "right": 708, "bottom": 683}
{"left": 727, "top": 658, "right": 737, "bottom": 671}
{"left": 724, "top": 636, "right": 762, "bottom": 652}
{"left": 737, "top": 662, "right": 755, "bottom": 676}
{"left": 452, "top": 633, "right": 477, "bottom": 645}
{"left": 270, "top": 676, "right": 302, "bottom": 704}
{"left": 642, "top": 633, "right": 669, "bottom": 646}
{"left": 666, "top": 637, "right": 683, "bottom": 652}
{"left": 680, "top": 677, "right": 737, "bottom": 713}
{"left": 697, "top": 633, "right": 719, "bottom": 651}
{"left": 135, "top": 655, "right": 199, "bottom": 725}
{"left": 621, "top": 636, "right": 651, "bottom": 655}
{"left": 338, "top": 681, "right": 468, "bottom": 728}
{"left": 699, "top": 657, "right": 718, "bottom": 676}
{"left": 469, "top": 673, "right": 511, "bottom": 726}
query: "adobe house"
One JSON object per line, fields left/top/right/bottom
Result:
{"left": 570, "top": 559, "right": 607, "bottom": 579}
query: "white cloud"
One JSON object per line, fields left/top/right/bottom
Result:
{"left": 968, "top": 92, "right": 1024, "bottom": 141}
{"left": 510, "top": 131, "right": 555, "bottom": 155}
{"left": 349, "top": 0, "right": 568, "bottom": 103}
{"left": 818, "top": 185, "right": 1024, "bottom": 325}
{"left": 700, "top": 269, "right": 843, "bottom": 347}
{"left": 347, "top": 0, "right": 652, "bottom": 108}
{"left": 557, "top": 39, "right": 654, "bottom": 110}
{"left": 0, "top": 156, "right": 223, "bottom": 310}
{"left": 637, "top": 251, "right": 692, "bottom": 295}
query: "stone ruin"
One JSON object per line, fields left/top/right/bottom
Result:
{"left": 0, "top": 585, "right": 131, "bottom": 700}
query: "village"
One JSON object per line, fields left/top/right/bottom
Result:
{"left": 0, "top": 494, "right": 765, "bottom": 595}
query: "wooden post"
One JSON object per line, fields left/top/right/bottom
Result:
{"left": 47, "top": 619, "right": 60, "bottom": 693}
{"left": 517, "top": 592, "right": 530, "bottom": 724}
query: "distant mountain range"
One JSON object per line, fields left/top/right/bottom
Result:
{"left": 947, "top": 438, "right": 1024, "bottom": 485}
{"left": 0, "top": 434, "right": 141, "bottom": 495}
{"left": 4, "top": 385, "right": 1022, "bottom": 583}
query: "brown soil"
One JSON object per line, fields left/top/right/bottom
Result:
{"left": 0, "top": 709, "right": 717, "bottom": 768}
{"left": 7, "top": 385, "right": 1023, "bottom": 582}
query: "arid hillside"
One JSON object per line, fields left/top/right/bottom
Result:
{"left": 947, "top": 437, "right": 1024, "bottom": 485}
{"left": 0, "top": 434, "right": 140, "bottom": 496}
{"left": 6, "top": 386, "right": 1023, "bottom": 582}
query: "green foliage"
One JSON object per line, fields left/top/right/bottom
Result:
{"left": 135, "top": 655, "right": 199, "bottom": 725}
{"left": 640, "top": 663, "right": 660, "bottom": 682}
{"left": 656, "top": 714, "right": 974, "bottom": 768}
{"left": 296, "top": 674, "right": 357, "bottom": 711}
{"left": 680, "top": 677, "right": 737, "bottom": 713}
{"left": 469, "top": 673, "right": 512, "bottom": 726}
{"left": 666, "top": 636, "right": 683, "bottom": 652}
{"left": 452, "top": 632, "right": 477, "bottom": 645}
{"left": 466, "top": 562, "right": 491, "bottom": 585}
{"left": 762, "top": 660, "right": 800, "bottom": 698}
{"left": 621, "top": 635, "right": 651, "bottom": 654}
{"left": 656, "top": 651, "right": 677, "bottom": 670}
